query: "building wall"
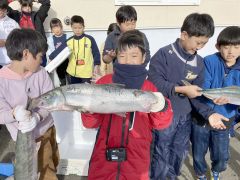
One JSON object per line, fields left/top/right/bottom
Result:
{"left": 9, "top": 0, "right": 239, "bottom": 57}
{"left": 9, "top": 0, "right": 240, "bottom": 31}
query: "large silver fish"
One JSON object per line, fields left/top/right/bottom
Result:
{"left": 13, "top": 131, "right": 38, "bottom": 180}
{"left": 12, "top": 98, "right": 39, "bottom": 180}
{"left": 182, "top": 80, "right": 240, "bottom": 105}
{"left": 9, "top": 84, "right": 164, "bottom": 180}
{"left": 199, "top": 86, "right": 240, "bottom": 105}
{"left": 29, "top": 83, "right": 165, "bottom": 113}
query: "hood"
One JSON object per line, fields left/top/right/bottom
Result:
{"left": 0, "top": 65, "right": 33, "bottom": 80}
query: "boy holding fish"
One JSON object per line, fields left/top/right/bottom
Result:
{"left": 148, "top": 13, "right": 229, "bottom": 180}
{"left": 81, "top": 30, "right": 173, "bottom": 180}
{"left": 191, "top": 26, "right": 240, "bottom": 180}
{"left": 0, "top": 29, "right": 59, "bottom": 180}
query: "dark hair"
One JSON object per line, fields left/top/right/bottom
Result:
{"left": 181, "top": 13, "right": 214, "bottom": 37}
{"left": 71, "top": 15, "right": 84, "bottom": 26}
{"left": 107, "top": 23, "right": 118, "bottom": 35}
{"left": 117, "top": 29, "right": 145, "bottom": 55}
{"left": 0, "top": 0, "right": 8, "bottom": 10}
{"left": 6, "top": 28, "right": 48, "bottom": 60}
{"left": 50, "top": 18, "right": 63, "bottom": 29}
{"left": 217, "top": 26, "right": 240, "bottom": 46}
{"left": 19, "top": 0, "right": 33, "bottom": 7}
{"left": 116, "top": 5, "right": 137, "bottom": 24}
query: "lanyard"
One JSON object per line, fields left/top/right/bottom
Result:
{"left": 105, "top": 112, "right": 135, "bottom": 147}
{"left": 73, "top": 37, "right": 86, "bottom": 60}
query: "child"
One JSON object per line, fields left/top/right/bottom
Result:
{"left": 7, "top": 0, "right": 51, "bottom": 66}
{"left": 191, "top": 26, "right": 240, "bottom": 180}
{"left": 81, "top": 30, "right": 173, "bottom": 180}
{"left": 148, "top": 13, "right": 229, "bottom": 180}
{"left": 0, "top": 0, "right": 19, "bottom": 68}
{"left": 66, "top": 15, "right": 100, "bottom": 84}
{"left": 47, "top": 18, "right": 69, "bottom": 86}
{"left": 7, "top": 0, "right": 50, "bottom": 40}
{"left": 0, "top": 29, "right": 59, "bottom": 180}
{"left": 99, "top": 23, "right": 118, "bottom": 76}
{"left": 102, "top": 5, "right": 150, "bottom": 65}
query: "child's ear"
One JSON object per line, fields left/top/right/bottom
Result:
{"left": 180, "top": 31, "right": 188, "bottom": 40}
{"left": 22, "top": 49, "right": 30, "bottom": 60}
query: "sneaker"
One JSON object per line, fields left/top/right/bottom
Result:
{"left": 197, "top": 175, "right": 207, "bottom": 180}
{"left": 211, "top": 171, "right": 220, "bottom": 180}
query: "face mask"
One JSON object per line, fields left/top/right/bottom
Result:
{"left": 22, "top": 11, "right": 31, "bottom": 16}
{"left": 112, "top": 61, "right": 147, "bottom": 89}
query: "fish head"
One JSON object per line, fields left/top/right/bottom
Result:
{"left": 29, "top": 89, "right": 65, "bottom": 111}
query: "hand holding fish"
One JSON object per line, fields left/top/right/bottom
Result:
{"left": 18, "top": 116, "right": 38, "bottom": 133}
{"left": 14, "top": 105, "right": 40, "bottom": 133}
{"left": 13, "top": 105, "right": 31, "bottom": 122}
{"left": 208, "top": 113, "right": 229, "bottom": 130}
{"left": 213, "top": 96, "right": 230, "bottom": 105}
{"left": 176, "top": 85, "right": 202, "bottom": 98}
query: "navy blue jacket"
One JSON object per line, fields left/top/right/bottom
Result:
{"left": 103, "top": 27, "right": 151, "bottom": 65}
{"left": 148, "top": 39, "right": 215, "bottom": 119}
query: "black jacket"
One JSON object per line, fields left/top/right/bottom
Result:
{"left": 7, "top": 0, "right": 50, "bottom": 40}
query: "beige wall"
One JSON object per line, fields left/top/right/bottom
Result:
{"left": 10, "top": 0, "right": 240, "bottom": 31}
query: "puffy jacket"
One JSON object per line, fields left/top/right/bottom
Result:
{"left": 81, "top": 74, "right": 173, "bottom": 180}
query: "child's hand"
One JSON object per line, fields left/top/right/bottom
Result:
{"left": 13, "top": 105, "right": 40, "bottom": 133}
{"left": 13, "top": 105, "right": 31, "bottom": 122}
{"left": 183, "top": 85, "right": 202, "bottom": 98}
{"left": 93, "top": 65, "right": 100, "bottom": 75}
{"left": 18, "top": 115, "right": 38, "bottom": 133}
{"left": 106, "top": 50, "right": 116, "bottom": 58}
{"left": 213, "top": 96, "right": 229, "bottom": 105}
{"left": 91, "top": 65, "right": 101, "bottom": 83}
{"left": 208, "top": 113, "right": 229, "bottom": 130}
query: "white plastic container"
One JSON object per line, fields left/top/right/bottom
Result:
{"left": 52, "top": 111, "right": 97, "bottom": 176}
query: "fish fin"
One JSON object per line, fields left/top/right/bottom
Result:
{"left": 151, "top": 92, "right": 165, "bottom": 112}
{"left": 76, "top": 108, "right": 87, "bottom": 112}
{"left": 181, "top": 80, "right": 192, "bottom": 86}
{"left": 223, "top": 86, "right": 240, "bottom": 90}
{"left": 114, "top": 113, "right": 126, "bottom": 117}
{"left": 102, "top": 83, "right": 125, "bottom": 88}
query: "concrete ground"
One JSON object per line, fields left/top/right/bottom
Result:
{"left": 1, "top": 125, "right": 240, "bottom": 180}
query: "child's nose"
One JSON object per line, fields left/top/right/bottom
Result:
{"left": 226, "top": 46, "right": 233, "bottom": 54}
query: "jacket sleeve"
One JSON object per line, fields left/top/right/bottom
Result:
{"left": 149, "top": 98, "right": 173, "bottom": 130}
{"left": 7, "top": 2, "right": 21, "bottom": 22}
{"left": 202, "top": 57, "right": 214, "bottom": 89}
{"left": 48, "top": 43, "right": 68, "bottom": 60}
{"left": 102, "top": 33, "right": 114, "bottom": 56}
{"left": 148, "top": 49, "right": 176, "bottom": 98}
{"left": 89, "top": 36, "right": 100, "bottom": 66}
{"left": 37, "top": 0, "right": 51, "bottom": 22}
{"left": 190, "top": 61, "right": 215, "bottom": 121}
{"left": 0, "top": 94, "right": 16, "bottom": 124}
{"left": 81, "top": 113, "right": 103, "bottom": 129}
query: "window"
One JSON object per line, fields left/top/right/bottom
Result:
{"left": 115, "top": 0, "right": 201, "bottom": 6}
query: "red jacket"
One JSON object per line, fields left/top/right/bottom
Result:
{"left": 81, "top": 74, "right": 173, "bottom": 180}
